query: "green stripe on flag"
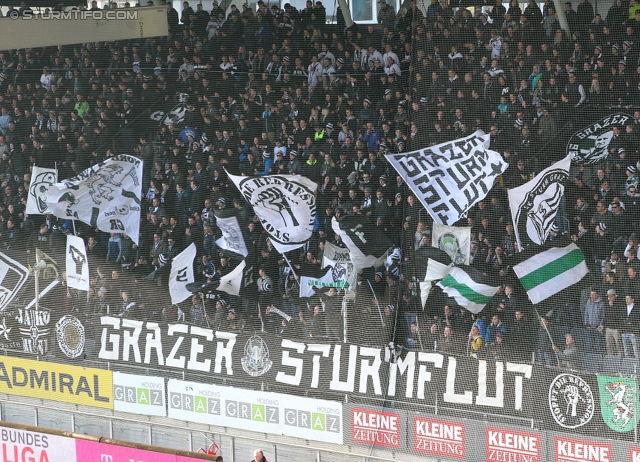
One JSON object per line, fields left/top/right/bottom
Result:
{"left": 439, "top": 274, "right": 493, "bottom": 305}
{"left": 519, "top": 248, "right": 585, "bottom": 291}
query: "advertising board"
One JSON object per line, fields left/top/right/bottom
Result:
{"left": 0, "top": 355, "right": 112, "bottom": 409}
{"left": 167, "top": 379, "right": 342, "bottom": 444}
{"left": 113, "top": 372, "right": 166, "bottom": 416}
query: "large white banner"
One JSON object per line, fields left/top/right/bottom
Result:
{"left": 168, "top": 379, "right": 343, "bottom": 444}
{"left": 508, "top": 155, "right": 571, "bottom": 250}
{"left": 169, "top": 243, "right": 197, "bottom": 305}
{"left": 113, "top": 372, "right": 166, "bottom": 416}
{"left": 46, "top": 155, "right": 143, "bottom": 244}
{"left": 431, "top": 223, "right": 471, "bottom": 265}
{"left": 66, "top": 235, "right": 89, "bottom": 291}
{"left": 227, "top": 173, "right": 317, "bottom": 254}
{"left": 215, "top": 215, "right": 249, "bottom": 257}
{"left": 26, "top": 166, "right": 57, "bottom": 215}
{"left": 386, "top": 133, "right": 507, "bottom": 226}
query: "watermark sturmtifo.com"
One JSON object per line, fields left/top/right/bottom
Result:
{"left": 9, "top": 10, "right": 138, "bottom": 20}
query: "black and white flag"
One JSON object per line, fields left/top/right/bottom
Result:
{"left": 65, "top": 235, "right": 89, "bottom": 291}
{"left": 567, "top": 112, "right": 631, "bottom": 164}
{"left": 26, "top": 166, "right": 57, "bottom": 215}
{"left": 331, "top": 215, "right": 389, "bottom": 271}
{"left": 431, "top": 223, "right": 471, "bottom": 265}
{"left": 228, "top": 172, "right": 317, "bottom": 254}
{"left": 46, "top": 155, "right": 144, "bottom": 244}
{"left": 322, "top": 241, "right": 357, "bottom": 290}
{"left": 508, "top": 155, "right": 571, "bottom": 249}
{"left": 217, "top": 260, "right": 246, "bottom": 296}
{"left": 169, "top": 243, "right": 197, "bottom": 305}
{"left": 385, "top": 133, "right": 507, "bottom": 225}
{"left": 215, "top": 215, "right": 249, "bottom": 257}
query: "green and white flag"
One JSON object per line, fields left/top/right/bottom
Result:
{"left": 513, "top": 243, "right": 588, "bottom": 304}
{"left": 299, "top": 267, "right": 349, "bottom": 298}
{"left": 436, "top": 266, "right": 500, "bottom": 314}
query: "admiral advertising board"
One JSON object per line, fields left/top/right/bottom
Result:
{"left": 167, "top": 379, "right": 343, "bottom": 444}
{"left": 0, "top": 354, "right": 112, "bottom": 409}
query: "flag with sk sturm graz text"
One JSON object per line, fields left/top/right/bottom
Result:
{"left": 512, "top": 243, "right": 588, "bottom": 304}
{"left": 436, "top": 266, "right": 500, "bottom": 314}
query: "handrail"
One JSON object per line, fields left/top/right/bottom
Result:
{"left": 0, "top": 415, "right": 219, "bottom": 460}
{"left": 0, "top": 395, "right": 431, "bottom": 461}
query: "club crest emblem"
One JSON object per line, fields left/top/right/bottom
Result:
{"left": 438, "top": 232, "right": 466, "bottom": 265}
{"left": 567, "top": 112, "right": 631, "bottom": 164}
{"left": 241, "top": 335, "right": 273, "bottom": 377}
{"left": 598, "top": 376, "right": 637, "bottom": 432}
{"left": 56, "top": 315, "right": 85, "bottom": 359}
{"left": 548, "top": 373, "right": 595, "bottom": 429}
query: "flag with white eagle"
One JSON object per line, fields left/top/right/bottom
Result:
{"left": 46, "top": 155, "right": 144, "bottom": 244}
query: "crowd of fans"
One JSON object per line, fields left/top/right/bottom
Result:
{"left": 2, "top": 0, "right": 640, "bottom": 371}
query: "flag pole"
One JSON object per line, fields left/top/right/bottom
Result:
{"left": 534, "top": 307, "right": 561, "bottom": 366}
{"left": 366, "top": 279, "right": 385, "bottom": 325}
{"left": 282, "top": 253, "right": 299, "bottom": 280}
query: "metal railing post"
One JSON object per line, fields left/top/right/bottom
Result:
{"left": 229, "top": 436, "right": 235, "bottom": 462}
{"left": 272, "top": 442, "right": 278, "bottom": 462}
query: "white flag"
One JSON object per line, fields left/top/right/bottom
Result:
{"left": 46, "top": 155, "right": 143, "bottom": 244}
{"left": 322, "top": 241, "right": 357, "bottom": 290}
{"left": 26, "top": 166, "right": 57, "bottom": 215}
{"left": 300, "top": 267, "right": 347, "bottom": 298}
{"left": 169, "top": 243, "right": 197, "bottom": 305}
{"left": 65, "top": 235, "right": 89, "bottom": 291}
{"left": 215, "top": 215, "right": 249, "bottom": 257}
{"left": 386, "top": 132, "right": 507, "bottom": 226}
{"left": 431, "top": 223, "right": 471, "bottom": 265}
{"left": 508, "top": 155, "right": 571, "bottom": 250}
{"left": 420, "top": 258, "right": 453, "bottom": 309}
{"left": 217, "top": 260, "right": 246, "bottom": 296}
{"left": 227, "top": 172, "right": 317, "bottom": 254}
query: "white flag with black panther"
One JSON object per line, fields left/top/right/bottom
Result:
{"left": 508, "top": 155, "right": 571, "bottom": 249}
{"left": 65, "top": 235, "right": 89, "bottom": 291}
{"left": 46, "top": 155, "right": 144, "bottom": 245}
{"left": 227, "top": 172, "right": 317, "bottom": 254}
{"left": 386, "top": 132, "right": 508, "bottom": 226}
{"left": 331, "top": 216, "right": 390, "bottom": 271}
{"left": 431, "top": 223, "right": 471, "bottom": 265}
{"left": 215, "top": 215, "right": 249, "bottom": 257}
{"left": 169, "top": 243, "right": 197, "bottom": 305}
{"left": 322, "top": 241, "right": 357, "bottom": 290}
{"left": 26, "top": 166, "right": 57, "bottom": 215}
